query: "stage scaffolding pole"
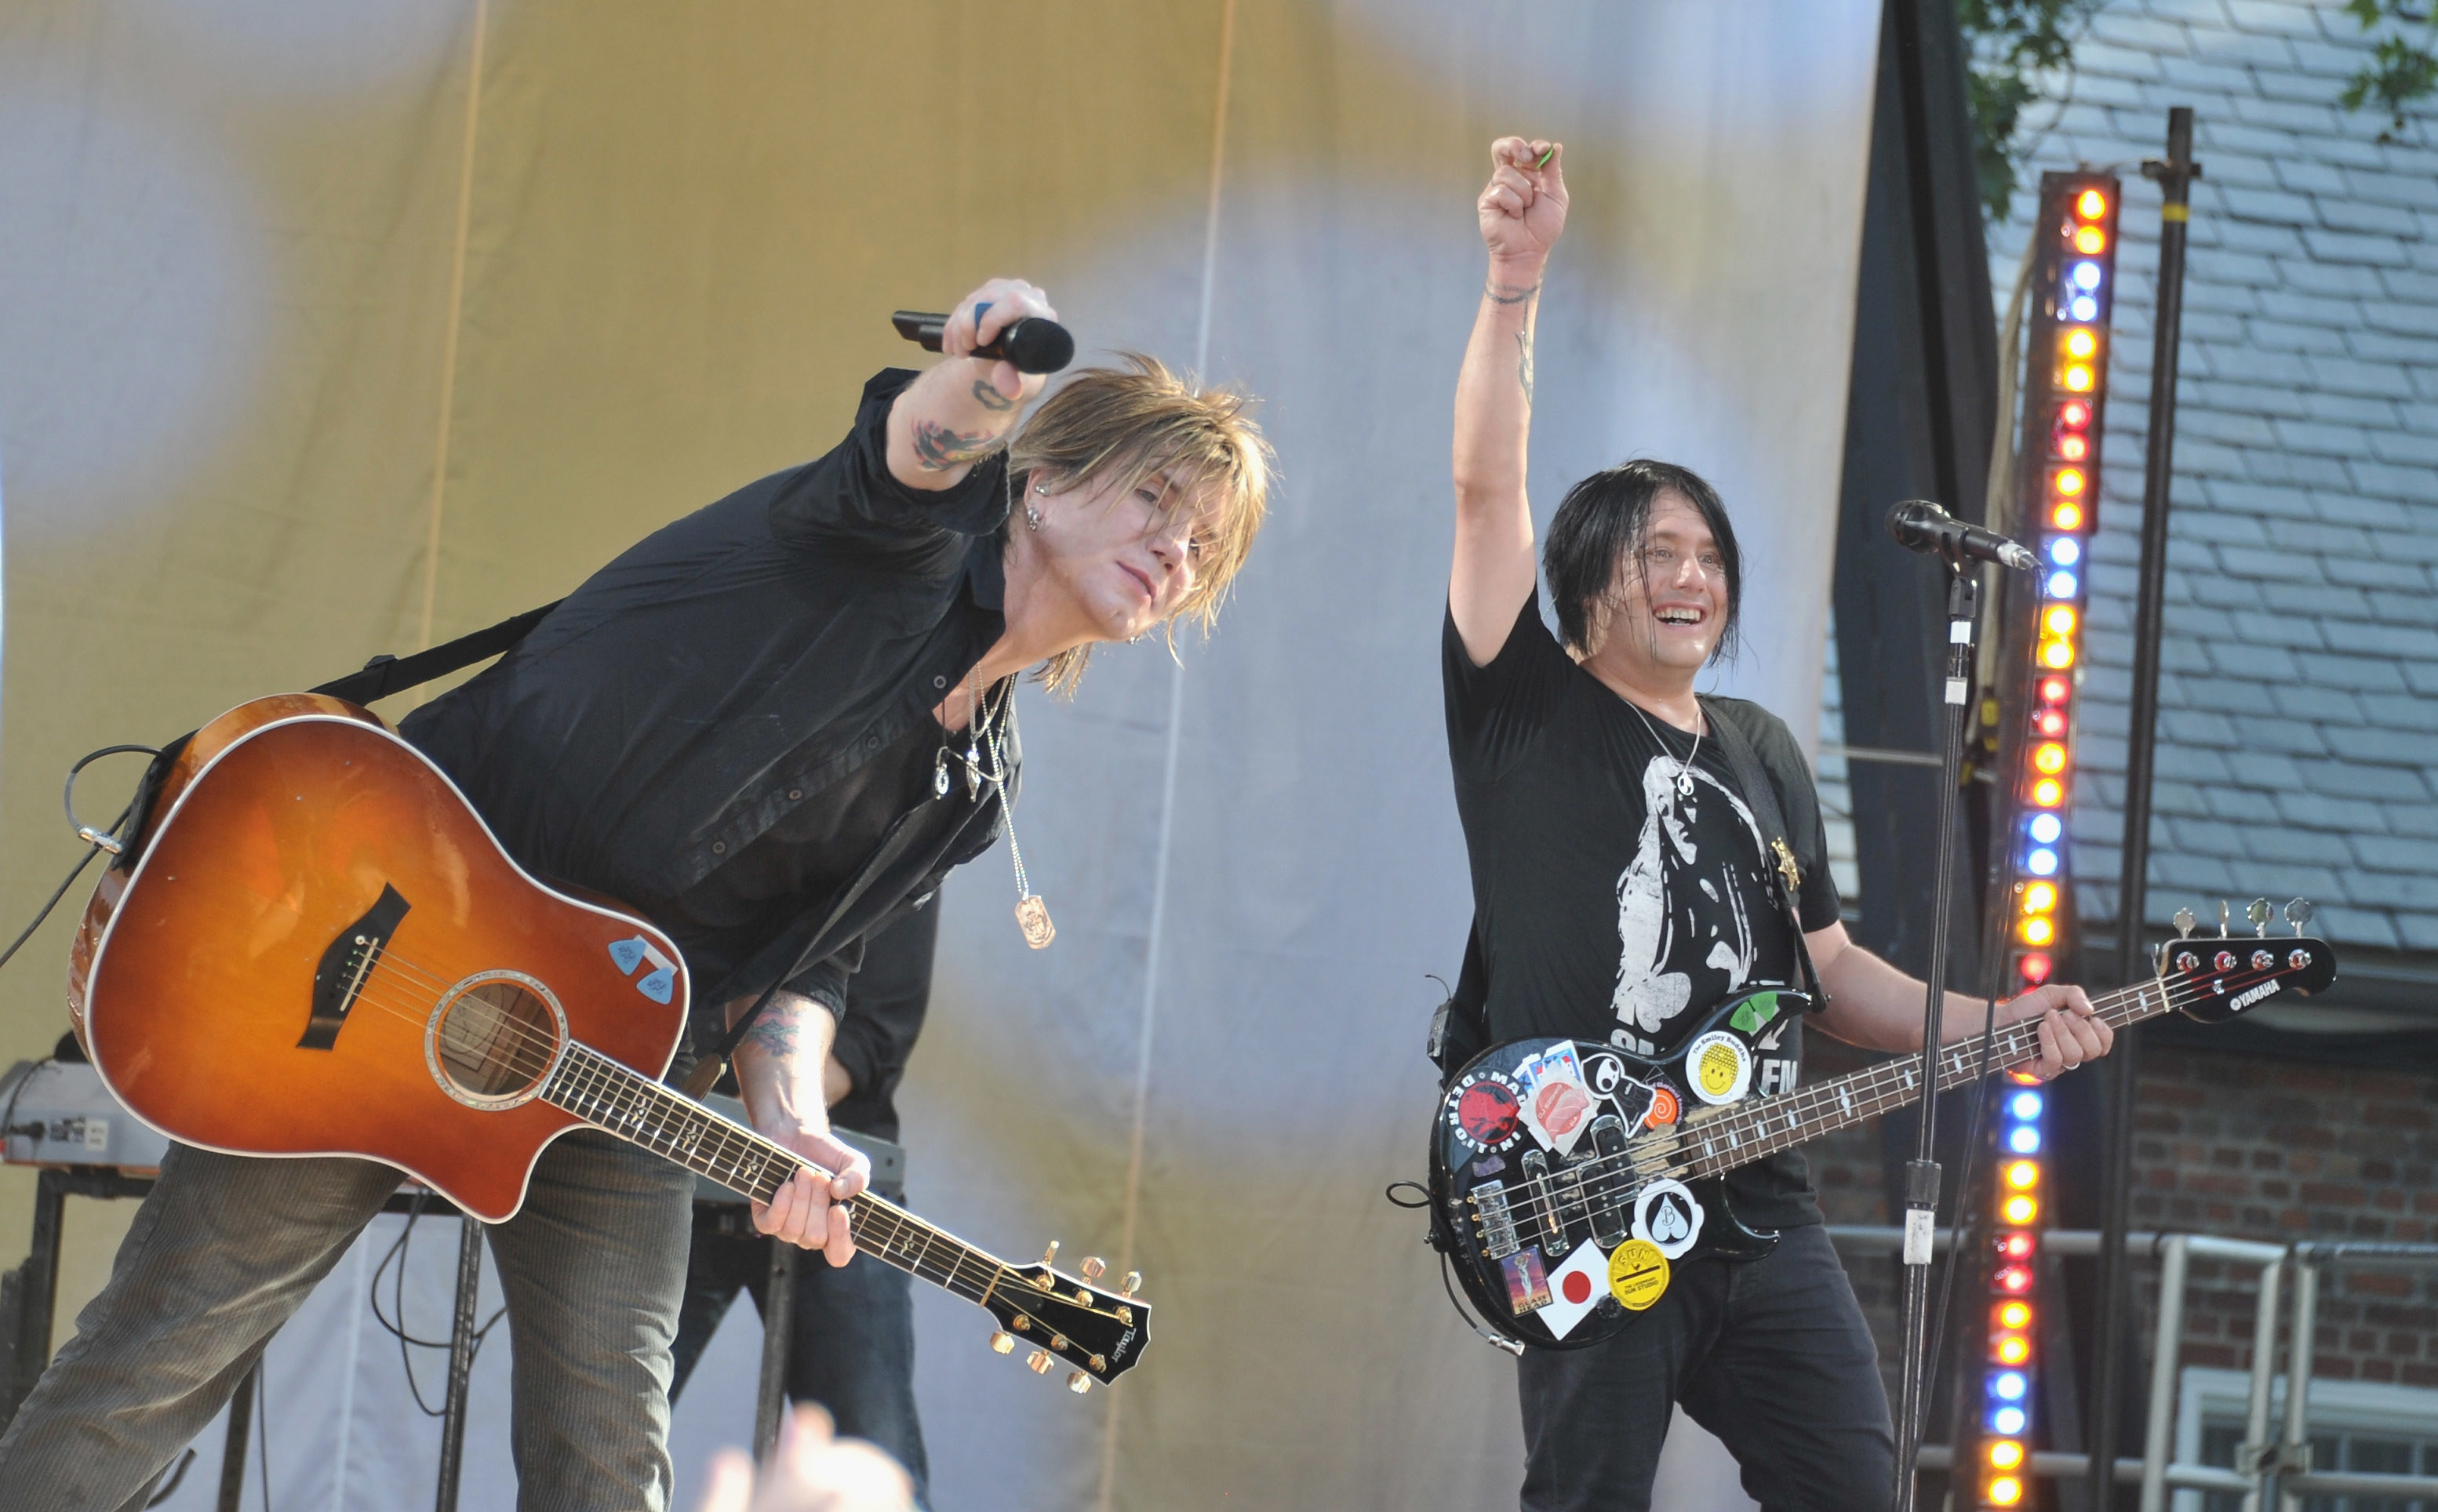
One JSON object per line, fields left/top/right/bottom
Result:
{"left": 2085, "top": 105, "right": 2200, "bottom": 1512}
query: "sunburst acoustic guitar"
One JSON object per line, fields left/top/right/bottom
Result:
{"left": 67, "top": 693, "right": 1146, "bottom": 1392}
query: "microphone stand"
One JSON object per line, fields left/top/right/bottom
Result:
{"left": 1891, "top": 551, "right": 1981, "bottom": 1512}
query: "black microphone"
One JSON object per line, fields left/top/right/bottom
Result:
{"left": 891, "top": 305, "right": 1075, "bottom": 374}
{"left": 1886, "top": 500, "right": 2039, "bottom": 572}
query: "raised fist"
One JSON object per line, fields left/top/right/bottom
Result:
{"left": 1477, "top": 137, "right": 1568, "bottom": 267}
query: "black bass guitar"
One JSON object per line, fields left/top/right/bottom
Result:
{"left": 1426, "top": 915, "right": 2338, "bottom": 1350}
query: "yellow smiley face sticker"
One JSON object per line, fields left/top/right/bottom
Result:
{"left": 1687, "top": 1030, "right": 1753, "bottom": 1105}
{"left": 1608, "top": 1238, "right": 1670, "bottom": 1311}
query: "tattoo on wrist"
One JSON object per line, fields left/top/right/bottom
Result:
{"left": 741, "top": 1014, "right": 805, "bottom": 1058}
{"left": 1485, "top": 278, "right": 1541, "bottom": 306}
{"left": 1516, "top": 328, "right": 1536, "bottom": 406}
{"left": 912, "top": 420, "right": 1000, "bottom": 471}
{"left": 970, "top": 378, "right": 1016, "bottom": 413}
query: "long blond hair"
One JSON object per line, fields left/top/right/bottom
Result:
{"left": 1007, "top": 354, "right": 1273, "bottom": 695}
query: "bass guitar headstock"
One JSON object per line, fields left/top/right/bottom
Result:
{"left": 2156, "top": 897, "right": 2338, "bottom": 1023}
{"left": 978, "top": 1241, "right": 1150, "bottom": 1392}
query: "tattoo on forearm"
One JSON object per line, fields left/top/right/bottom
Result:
{"left": 970, "top": 378, "right": 1016, "bottom": 413}
{"left": 1516, "top": 327, "right": 1536, "bottom": 406}
{"left": 912, "top": 420, "right": 1000, "bottom": 471}
{"left": 1485, "top": 278, "right": 1541, "bottom": 306}
{"left": 740, "top": 1014, "right": 805, "bottom": 1058}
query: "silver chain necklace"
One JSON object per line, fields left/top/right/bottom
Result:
{"left": 932, "top": 671, "right": 1053, "bottom": 950}
{"left": 1625, "top": 697, "right": 1705, "bottom": 801}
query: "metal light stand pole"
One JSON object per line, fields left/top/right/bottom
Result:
{"left": 2085, "top": 105, "right": 2200, "bottom": 1512}
{"left": 1893, "top": 558, "right": 1981, "bottom": 1512}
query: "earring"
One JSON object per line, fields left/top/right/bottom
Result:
{"left": 1034, "top": 484, "right": 1050, "bottom": 495}
{"left": 1024, "top": 504, "right": 1043, "bottom": 532}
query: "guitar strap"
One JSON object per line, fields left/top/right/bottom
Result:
{"left": 1695, "top": 696, "right": 1827, "bottom": 1008}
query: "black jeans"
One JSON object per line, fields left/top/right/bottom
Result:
{"left": 1516, "top": 1223, "right": 1894, "bottom": 1512}
{"left": 669, "top": 1215, "right": 929, "bottom": 1511}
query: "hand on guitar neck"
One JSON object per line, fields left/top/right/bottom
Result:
{"left": 1803, "top": 917, "right": 2113, "bottom": 1079}
{"left": 728, "top": 990, "right": 873, "bottom": 1267}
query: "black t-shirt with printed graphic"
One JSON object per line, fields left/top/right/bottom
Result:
{"left": 1443, "top": 591, "right": 1843, "bottom": 1232}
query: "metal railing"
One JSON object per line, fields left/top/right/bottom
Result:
{"left": 1827, "top": 1226, "right": 2438, "bottom": 1510}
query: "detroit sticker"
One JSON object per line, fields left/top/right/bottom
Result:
{"left": 1445, "top": 1072, "right": 1524, "bottom": 1154}
{"left": 1501, "top": 1248, "right": 1553, "bottom": 1315}
{"left": 1608, "top": 1238, "right": 1670, "bottom": 1311}
{"left": 1685, "top": 1030, "right": 1752, "bottom": 1106}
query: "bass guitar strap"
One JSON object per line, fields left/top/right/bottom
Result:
{"left": 1694, "top": 696, "right": 1826, "bottom": 1008}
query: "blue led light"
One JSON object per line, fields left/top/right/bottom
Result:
{"left": 2010, "top": 1091, "right": 2043, "bottom": 1121}
{"left": 2047, "top": 569, "right": 2080, "bottom": 599}
{"left": 2070, "top": 294, "right": 2099, "bottom": 321}
{"left": 1992, "top": 1371, "right": 2029, "bottom": 1401}
{"left": 1991, "top": 1406, "right": 2028, "bottom": 1436}
{"left": 2048, "top": 536, "right": 2081, "bottom": 566}
{"left": 2072, "top": 261, "right": 2102, "bottom": 289}
{"left": 2025, "top": 848, "right": 2060, "bottom": 877}
{"left": 2029, "top": 813, "right": 2063, "bottom": 844}
{"left": 2009, "top": 1126, "right": 2043, "bottom": 1154}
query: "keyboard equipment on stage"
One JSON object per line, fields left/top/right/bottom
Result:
{"left": 1421, "top": 910, "right": 2337, "bottom": 1351}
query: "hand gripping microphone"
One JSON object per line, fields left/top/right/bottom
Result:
{"left": 891, "top": 304, "right": 1075, "bottom": 374}
{"left": 1885, "top": 500, "right": 2039, "bottom": 572}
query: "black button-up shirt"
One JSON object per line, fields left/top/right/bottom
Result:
{"left": 402, "top": 369, "right": 1013, "bottom": 1066}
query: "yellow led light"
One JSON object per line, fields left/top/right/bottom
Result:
{"left": 2042, "top": 638, "right": 2077, "bottom": 669}
{"left": 2003, "top": 1194, "right": 2039, "bottom": 1225}
{"left": 2020, "top": 917, "right": 2055, "bottom": 947}
{"left": 2074, "top": 224, "right": 2106, "bottom": 253}
{"left": 2052, "top": 502, "right": 2083, "bottom": 530}
{"left": 2064, "top": 328, "right": 2098, "bottom": 358}
{"left": 2033, "top": 743, "right": 2068, "bottom": 775}
{"left": 1989, "top": 1474, "right": 2026, "bottom": 1506}
{"left": 2045, "top": 605, "right": 2078, "bottom": 636}
{"left": 2006, "top": 1160, "right": 2041, "bottom": 1190}
{"left": 1999, "top": 1301, "right": 2032, "bottom": 1329}
{"left": 2025, "top": 882, "right": 2058, "bottom": 914}
{"left": 1997, "top": 1335, "right": 2032, "bottom": 1365}
{"left": 2032, "top": 777, "right": 2065, "bottom": 807}
{"left": 2054, "top": 467, "right": 2087, "bottom": 496}
{"left": 2076, "top": 188, "right": 2108, "bottom": 220}
{"left": 2064, "top": 364, "right": 2095, "bottom": 391}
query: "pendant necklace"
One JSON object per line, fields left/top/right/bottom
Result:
{"left": 1626, "top": 698, "right": 1705, "bottom": 802}
{"left": 977, "top": 684, "right": 1053, "bottom": 948}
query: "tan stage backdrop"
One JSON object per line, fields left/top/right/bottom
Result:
{"left": 0, "top": 3, "right": 1879, "bottom": 1507}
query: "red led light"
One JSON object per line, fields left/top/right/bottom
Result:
{"left": 1996, "top": 1264, "right": 2034, "bottom": 1293}
{"left": 2003, "top": 1232, "right": 2036, "bottom": 1258}
{"left": 2018, "top": 952, "right": 2054, "bottom": 984}
{"left": 2036, "top": 710, "right": 2066, "bottom": 737}
{"left": 2039, "top": 676, "right": 2070, "bottom": 703}
{"left": 2058, "top": 400, "right": 2091, "bottom": 429}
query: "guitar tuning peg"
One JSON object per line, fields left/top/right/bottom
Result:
{"left": 2248, "top": 898, "right": 2272, "bottom": 936}
{"left": 1080, "top": 1256, "right": 1106, "bottom": 1280}
{"left": 989, "top": 1331, "right": 1015, "bottom": 1354}
{"left": 1027, "top": 1349, "right": 1052, "bottom": 1375}
{"left": 2284, "top": 898, "right": 2313, "bottom": 936}
{"left": 1041, "top": 1240, "right": 1060, "bottom": 1269}
{"left": 2219, "top": 900, "right": 2230, "bottom": 936}
{"left": 2174, "top": 907, "right": 2196, "bottom": 940}
{"left": 1068, "top": 1371, "right": 1093, "bottom": 1394}
{"left": 1120, "top": 1271, "right": 1141, "bottom": 1299}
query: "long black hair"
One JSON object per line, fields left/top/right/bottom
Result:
{"left": 1542, "top": 458, "right": 1741, "bottom": 662}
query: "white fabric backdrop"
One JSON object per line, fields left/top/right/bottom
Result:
{"left": 3, "top": 3, "right": 1879, "bottom": 1508}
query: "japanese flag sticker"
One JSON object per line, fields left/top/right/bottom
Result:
{"left": 1537, "top": 1241, "right": 1611, "bottom": 1341}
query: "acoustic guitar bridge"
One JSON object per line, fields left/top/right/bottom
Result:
{"left": 300, "top": 884, "right": 411, "bottom": 1049}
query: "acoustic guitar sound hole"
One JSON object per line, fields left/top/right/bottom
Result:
{"left": 434, "top": 979, "right": 559, "bottom": 1100}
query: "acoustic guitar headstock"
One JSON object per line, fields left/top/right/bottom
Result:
{"left": 977, "top": 1241, "right": 1150, "bottom": 1392}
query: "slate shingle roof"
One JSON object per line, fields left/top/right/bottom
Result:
{"left": 1981, "top": 0, "right": 2438, "bottom": 958}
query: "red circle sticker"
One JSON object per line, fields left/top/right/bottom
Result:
{"left": 1561, "top": 1269, "right": 1593, "bottom": 1304}
{"left": 1453, "top": 1078, "right": 1521, "bottom": 1150}
{"left": 1646, "top": 1087, "right": 1680, "bottom": 1128}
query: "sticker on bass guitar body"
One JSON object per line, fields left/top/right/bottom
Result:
{"left": 1685, "top": 1030, "right": 1752, "bottom": 1106}
{"left": 1501, "top": 1248, "right": 1553, "bottom": 1315}
{"left": 1444, "top": 1072, "right": 1523, "bottom": 1154}
{"left": 1514, "top": 1044, "right": 1596, "bottom": 1158}
{"left": 1631, "top": 1178, "right": 1705, "bottom": 1260}
{"left": 1536, "top": 1241, "right": 1612, "bottom": 1341}
{"left": 1608, "top": 1238, "right": 1670, "bottom": 1311}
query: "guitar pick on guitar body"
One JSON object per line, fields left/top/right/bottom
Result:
{"left": 69, "top": 694, "right": 1148, "bottom": 1390}
{"left": 1428, "top": 932, "right": 2338, "bottom": 1351}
